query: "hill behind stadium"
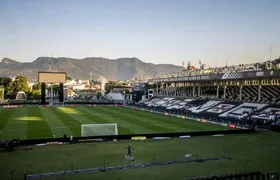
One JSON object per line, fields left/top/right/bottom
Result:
{"left": 0, "top": 57, "right": 183, "bottom": 81}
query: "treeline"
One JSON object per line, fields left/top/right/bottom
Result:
{"left": 0, "top": 76, "right": 41, "bottom": 100}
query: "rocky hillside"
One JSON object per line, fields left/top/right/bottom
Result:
{"left": 0, "top": 57, "right": 183, "bottom": 81}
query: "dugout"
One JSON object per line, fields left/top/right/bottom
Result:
{"left": 38, "top": 72, "right": 66, "bottom": 104}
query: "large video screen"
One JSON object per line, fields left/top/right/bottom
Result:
{"left": 38, "top": 72, "right": 67, "bottom": 83}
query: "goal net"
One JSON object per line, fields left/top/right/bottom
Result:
{"left": 81, "top": 123, "right": 118, "bottom": 137}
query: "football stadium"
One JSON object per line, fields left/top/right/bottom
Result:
{"left": 1, "top": 1, "right": 280, "bottom": 180}
{"left": 0, "top": 58, "right": 280, "bottom": 180}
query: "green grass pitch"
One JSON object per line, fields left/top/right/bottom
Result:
{"left": 1, "top": 131, "right": 280, "bottom": 180}
{"left": 0, "top": 106, "right": 225, "bottom": 140}
{"left": 1, "top": 106, "right": 280, "bottom": 180}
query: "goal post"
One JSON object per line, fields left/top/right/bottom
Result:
{"left": 50, "top": 102, "right": 64, "bottom": 107}
{"left": 81, "top": 123, "right": 118, "bottom": 137}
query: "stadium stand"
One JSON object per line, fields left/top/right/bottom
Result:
{"left": 135, "top": 96, "right": 280, "bottom": 127}
{"left": 133, "top": 58, "right": 280, "bottom": 128}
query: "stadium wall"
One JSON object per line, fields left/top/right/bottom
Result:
{"left": 0, "top": 101, "right": 123, "bottom": 107}
{"left": 18, "top": 129, "right": 255, "bottom": 146}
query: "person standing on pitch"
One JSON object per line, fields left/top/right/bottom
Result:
{"left": 126, "top": 145, "right": 133, "bottom": 157}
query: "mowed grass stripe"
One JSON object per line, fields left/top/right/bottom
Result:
{"left": 120, "top": 107, "right": 225, "bottom": 131}
{"left": 94, "top": 107, "right": 174, "bottom": 133}
{"left": 56, "top": 107, "right": 97, "bottom": 124}
{"left": 49, "top": 107, "right": 81, "bottom": 136}
{"left": 77, "top": 106, "right": 140, "bottom": 134}
{"left": 102, "top": 107, "right": 186, "bottom": 132}
{"left": 115, "top": 108, "right": 189, "bottom": 132}
{"left": 40, "top": 107, "right": 73, "bottom": 137}
{"left": 0, "top": 108, "right": 15, "bottom": 132}
{"left": 76, "top": 107, "right": 132, "bottom": 134}
{"left": 54, "top": 107, "right": 111, "bottom": 136}
{"left": 87, "top": 107, "right": 156, "bottom": 134}
{"left": 1, "top": 108, "right": 28, "bottom": 140}
{"left": 27, "top": 107, "right": 53, "bottom": 139}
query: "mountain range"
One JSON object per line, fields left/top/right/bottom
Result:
{"left": 0, "top": 57, "right": 184, "bottom": 82}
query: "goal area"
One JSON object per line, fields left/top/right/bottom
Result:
{"left": 81, "top": 123, "right": 118, "bottom": 137}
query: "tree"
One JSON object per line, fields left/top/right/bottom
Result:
{"left": 11, "top": 76, "right": 29, "bottom": 92}
{"left": 5, "top": 76, "right": 29, "bottom": 98}
{"left": 0, "top": 77, "right": 12, "bottom": 88}
{"left": 26, "top": 90, "right": 41, "bottom": 100}
{"left": 66, "top": 76, "right": 72, "bottom": 81}
{"left": 0, "top": 77, "right": 13, "bottom": 98}
{"left": 0, "top": 85, "right": 4, "bottom": 101}
{"left": 32, "top": 83, "right": 41, "bottom": 91}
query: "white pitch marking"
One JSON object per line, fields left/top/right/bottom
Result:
{"left": 212, "top": 134, "right": 224, "bottom": 137}
{"left": 0, "top": 130, "right": 2, "bottom": 135}
{"left": 52, "top": 126, "right": 67, "bottom": 130}
{"left": 53, "top": 134, "right": 56, "bottom": 138}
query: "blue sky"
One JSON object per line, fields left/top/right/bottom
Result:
{"left": 0, "top": 0, "right": 279, "bottom": 67}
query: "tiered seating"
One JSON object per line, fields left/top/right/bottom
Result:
{"left": 156, "top": 84, "right": 280, "bottom": 104}
{"left": 242, "top": 86, "right": 258, "bottom": 102}
{"left": 225, "top": 86, "right": 239, "bottom": 101}
{"left": 206, "top": 104, "right": 236, "bottom": 114}
{"left": 188, "top": 101, "right": 222, "bottom": 113}
{"left": 220, "top": 103, "right": 267, "bottom": 120}
{"left": 153, "top": 98, "right": 174, "bottom": 107}
{"left": 196, "top": 101, "right": 242, "bottom": 120}
{"left": 142, "top": 97, "right": 195, "bottom": 109}
{"left": 183, "top": 99, "right": 207, "bottom": 110}
{"left": 201, "top": 86, "right": 217, "bottom": 98}
{"left": 251, "top": 105, "right": 280, "bottom": 122}
{"left": 184, "top": 87, "right": 193, "bottom": 97}
{"left": 261, "top": 86, "right": 280, "bottom": 103}
{"left": 175, "top": 87, "right": 183, "bottom": 97}
{"left": 137, "top": 96, "right": 278, "bottom": 126}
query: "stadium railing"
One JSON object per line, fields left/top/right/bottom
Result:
{"left": 183, "top": 171, "right": 280, "bottom": 180}
{"left": 183, "top": 171, "right": 266, "bottom": 180}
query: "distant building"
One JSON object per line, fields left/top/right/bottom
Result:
{"left": 106, "top": 90, "right": 125, "bottom": 101}
{"left": 65, "top": 84, "right": 86, "bottom": 90}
